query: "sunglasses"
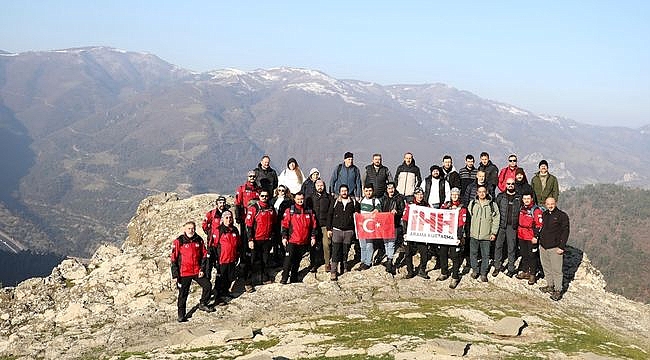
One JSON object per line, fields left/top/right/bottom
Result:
{"left": 506, "top": 182, "right": 515, "bottom": 185}
{"left": 259, "top": 194, "right": 269, "bottom": 198}
{"left": 508, "top": 159, "right": 517, "bottom": 162}
{"left": 278, "top": 189, "right": 286, "bottom": 192}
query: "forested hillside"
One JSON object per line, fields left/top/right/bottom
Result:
{"left": 560, "top": 184, "right": 650, "bottom": 303}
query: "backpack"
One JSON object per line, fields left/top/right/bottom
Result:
{"left": 333, "top": 163, "right": 360, "bottom": 190}
{"left": 469, "top": 199, "right": 497, "bottom": 216}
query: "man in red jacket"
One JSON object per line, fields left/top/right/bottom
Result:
{"left": 235, "top": 171, "right": 262, "bottom": 242}
{"left": 516, "top": 192, "right": 543, "bottom": 285}
{"left": 281, "top": 192, "right": 317, "bottom": 284}
{"left": 170, "top": 221, "right": 214, "bottom": 322}
{"left": 498, "top": 154, "right": 519, "bottom": 193}
{"left": 245, "top": 189, "right": 276, "bottom": 292}
{"left": 202, "top": 196, "right": 230, "bottom": 287}
{"left": 438, "top": 188, "right": 468, "bottom": 289}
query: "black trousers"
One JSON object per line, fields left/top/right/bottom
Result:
{"left": 177, "top": 275, "right": 212, "bottom": 318}
{"left": 215, "top": 262, "right": 236, "bottom": 297}
{"left": 518, "top": 239, "right": 539, "bottom": 275}
{"left": 250, "top": 240, "right": 273, "bottom": 284}
{"left": 438, "top": 244, "right": 462, "bottom": 279}
{"left": 405, "top": 242, "right": 429, "bottom": 274}
{"left": 282, "top": 243, "right": 309, "bottom": 282}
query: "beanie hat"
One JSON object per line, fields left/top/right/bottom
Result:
{"left": 515, "top": 168, "right": 526, "bottom": 176}
{"left": 344, "top": 152, "right": 354, "bottom": 159}
{"left": 309, "top": 168, "right": 319, "bottom": 176}
{"left": 287, "top": 157, "right": 298, "bottom": 167}
{"left": 538, "top": 160, "right": 549, "bottom": 168}
{"left": 430, "top": 165, "right": 442, "bottom": 173}
{"left": 413, "top": 187, "right": 424, "bottom": 194}
{"left": 450, "top": 187, "right": 461, "bottom": 195}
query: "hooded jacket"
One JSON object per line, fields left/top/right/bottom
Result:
{"left": 213, "top": 224, "right": 240, "bottom": 264}
{"left": 517, "top": 202, "right": 543, "bottom": 241}
{"left": 282, "top": 204, "right": 318, "bottom": 245}
{"left": 395, "top": 160, "right": 422, "bottom": 196}
{"left": 245, "top": 201, "right": 276, "bottom": 241}
{"left": 478, "top": 160, "right": 499, "bottom": 192}
{"left": 531, "top": 171, "right": 560, "bottom": 204}
{"left": 467, "top": 194, "right": 500, "bottom": 240}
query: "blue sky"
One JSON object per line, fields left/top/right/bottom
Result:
{"left": 2, "top": 1, "right": 648, "bottom": 127}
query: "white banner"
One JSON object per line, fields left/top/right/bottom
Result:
{"left": 404, "top": 205, "right": 460, "bottom": 245}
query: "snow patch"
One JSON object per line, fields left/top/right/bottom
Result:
{"left": 494, "top": 103, "right": 529, "bottom": 116}
{"left": 486, "top": 132, "right": 514, "bottom": 147}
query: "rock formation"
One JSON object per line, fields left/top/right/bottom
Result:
{"left": 1, "top": 193, "right": 648, "bottom": 359}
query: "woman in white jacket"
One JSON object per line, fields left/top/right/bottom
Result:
{"left": 278, "top": 157, "right": 305, "bottom": 194}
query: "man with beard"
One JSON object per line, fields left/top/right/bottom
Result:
{"left": 441, "top": 155, "right": 461, "bottom": 191}
{"left": 381, "top": 182, "right": 406, "bottom": 275}
{"left": 493, "top": 178, "right": 521, "bottom": 278}
{"left": 395, "top": 152, "right": 422, "bottom": 199}
{"left": 254, "top": 155, "right": 279, "bottom": 193}
{"left": 311, "top": 179, "right": 334, "bottom": 272}
{"left": 202, "top": 196, "right": 230, "bottom": 286}
{"left": 363, "top": 153, "right": 392, "bottom": 198}
{"left": 468, "top": 185, "right": 500, "bottom": 283}
{"left": 280, "top": 192, "right": 317, "bottom": 284}
{"left": 171, "top": 221, "right": 214, "bottom": 322}
{"left": 458, "top": 154, "right": 478, "bottom": 199}
{"left": 245, "top": 189, "right": 276, "bottom": 292}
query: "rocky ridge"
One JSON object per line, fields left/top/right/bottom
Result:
{"left": 0, "top": 193, "right": 649, "bottom": 359}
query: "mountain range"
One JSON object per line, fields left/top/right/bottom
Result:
{"left": 1, "top": 46, "right": 649, "bottom": 257}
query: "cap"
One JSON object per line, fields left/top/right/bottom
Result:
{"left": 430, "top": 165, "right": 441, "bottom": 173}
{"left": 538, "top": 159, "right": 549, "bottom": 168}
{"left": 344, "top": 151, "right": 354, "bottom": 159}
{"left": 450, "top": 187, "right": 461, "bottom": 194}
{"left": 413, "top": 187, "right": 424, "bottom": 194}
{"left": 217, "top": 196, "right": 226, "bottom": 202}
{"left": 309, "top": 167, "right": 319, "bottom": 176}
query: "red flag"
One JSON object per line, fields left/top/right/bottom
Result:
{"left": 354, "top": 212, "right": 395, "bottom": 240}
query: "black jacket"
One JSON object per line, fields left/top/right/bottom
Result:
{"left": 364, "top": 164, "right": 392, "bottom": 198}
{"left": 539, "top": 208, "right": 570, "bottom": 250}
{"left": 310, "top": 191, "right": 333, "bottom": 227}
{"left": 495, "top": 191, "right": 522, "bottom": 229}
{"left": 381, "top": 192, "right": 406, "bottom": 228}
{"left": 423, "top": 176, "right": 447, "bottom": 208}
{"left": 254, "top": 164, "right": 278, "bottom": 193}
{"left": 327, "top": 197, "right": 360, "bottom": 231}
{"left": 478, "top": 161, "right": 499, "bottom": 192}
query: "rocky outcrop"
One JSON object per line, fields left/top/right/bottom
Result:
{"left": 1, "top": 193, "right": 649, "bottom": 359}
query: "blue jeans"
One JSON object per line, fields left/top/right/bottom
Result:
{"left": 470, "top": 238, "right": 491, "bottom": 275}
{"left": 360, "top": 239, "right": 376, "bottom": 266}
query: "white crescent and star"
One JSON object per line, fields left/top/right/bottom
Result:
{"left": 362, "top": 218, "right": 382, "bottom": 233}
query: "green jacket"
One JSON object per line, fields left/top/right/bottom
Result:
{"left": 531, "top": 172, "right": 559, "bottom": 204}
{"left": 468, "top": 197, "right": 500, "bottom": 240}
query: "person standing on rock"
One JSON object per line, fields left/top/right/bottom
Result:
{"left": 280, "top": 192, "right": 317, "bottom": 284}
{"left": 498, "top": 154, "right": 519, "bottom": 193}
{"left": 394, "top": 152, "right": 422, "bottom": 199}
{"left": 211, "top": 210, "right": 240, "bottom": 304}
{"left": 458, "top": 154, "right": 478, "bottom": 199}
{"left": 170, "top": 221, "right": 214, "bottom": 322}
{"left": 202, "top": 196, "right": 230, "bottom": 286}
{"left": 235, "top": 170, "right": 261, "bottom": 243}
{"left": 438, "top": 188, "right": 468, "bottom": 289}
{"left": 362, "top": 153, "right": 392, "bottom": 199}
{"left": 467, "top": 185, "right": 500, "bottom": 283}
{"left": 358, "top": 184, "right": 382, "bottom": 271}
{"left": 245, "top": 189, "right": 276, "bottom": 292}
{"left": 327, "top": 184, "right": 360, "bottom": 281}
{"left": 311, "top": 179, "right": 334, "bottom": 272}
{"left": 493, "top": 178, "right": 521, "bottom": 278}
{"left": 539, "top": 197, "right": 570, "bottom": 301}
{"left": 402, "top": 187, "right": 432, "bottom": 279}
{"left": 380, "top": 182, "right": 406, "bottom": 275}
{"left": 477, "top": 152, "right": 499, "bottom": 198}
{"left": 515, "top": 192, "right": 544, "bottom": 286}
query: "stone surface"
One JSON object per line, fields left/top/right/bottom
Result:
{"left": 490, "top": 316, "right": 526, "bottom": 337}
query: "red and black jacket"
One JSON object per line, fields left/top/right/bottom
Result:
{"left": 202, "top": 206, "right": 230, "bottom": 243}
{"left": 517, "top": 203, "right": 543, "bottom": 241}
{"left": 281, "top": 204, "right": 317, "bottom": 245}
{"left": 170, "top": 233, "right": 208, "bottom": 278}
{"left": 235, "top": 182, "right": 260, "bottom": 221}
{"left": 441, "top": 200, "right": 469, "bottom": 240}
{"left": 214, "top": 224, "right": 240, "bottom": 264}
{"left": 245, "top": 201, "right": 276, "bottom": 241}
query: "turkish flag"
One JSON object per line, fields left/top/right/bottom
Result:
{"left": 354, "top": 212, "right": 395, "bottom": 240}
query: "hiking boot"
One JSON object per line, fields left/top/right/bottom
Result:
{"left": 198, "top": 304, "right": 215, "bottom": 313}
{"left": 245, "top": 284, "right": 256, "bottom": 293}
{"left": 356, "top": 263, "right": 370, "bottom": 271}
{"left": 550, "top": 291, "right": 563, "bottom": 301}
{"left": 449, "top": 278, "right": 460, "bottom": 289}
{"left": 471, "top": 271, "right": 480, "bottom": 280}
{"left": 330, "top": 272, "right": 338, "bottom": 281}
{"left": 505, "top": 270, "right": 517, "bottom": 278}
{"left": 263, "top": 279, "right": 274, "bottom": 285}
{"left": 325, "top": 263, "right": 331, "bottom": 272}
{"left": 417, "top": 271, "right": 430, "bottom": 280}
{"left": 491, "top": 267, "right": 500, "bottom": 277}
{"left": 539, "top": 285, "right": 553, "bottom": 293}
{"left": 516, "top": 271, "right": 530, "bottom": 280}
{"left": 436, "top": 274, "right": 449, "bottom": 281}
{"left": 385, "top": 262, "right": 396, "bottom": 275}
{"left": 404, "top": 271, "right": 416, "bottom": 279}
{"left": 309, "top": 266, "right": 317, "bottom": 273}
{"left": 528, "top": 274, "right": 537, "bottom": 285}
{"left": 177, "top": 315, "right": 187, "bottom": 323}
{"left": 480, "top": 275, "right": 488, "bottom": 283}
{"left": 433, "top": 262, "right": 441, "bottom": 270}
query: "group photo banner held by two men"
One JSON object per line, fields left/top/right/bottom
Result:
{"left": 404, "top": 205, "right": 460, "bottom": 246}
{"left": 354, "top": 212, "right": 395, "bottom": 240}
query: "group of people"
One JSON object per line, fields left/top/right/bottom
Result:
{"left": 170, "top": 151, "right": 570, "bottom": 322}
